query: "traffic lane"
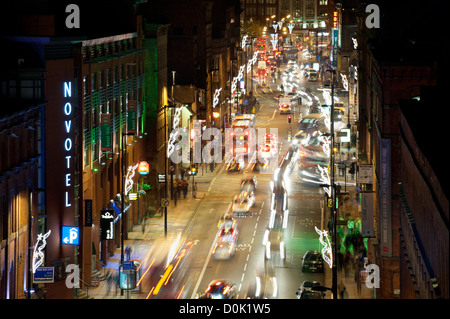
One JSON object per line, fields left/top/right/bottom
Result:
{"left": 182, "top": 198, "right": 235, "bottom": 298}
{"left": 193, "top": 199, "right": 267, "bottom": 299}
{"left": 277, "top": 190, "right": 326, "bottom": 298}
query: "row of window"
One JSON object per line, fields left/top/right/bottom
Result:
{"left": 245, "top": 0, "right": 328, "bottom": 6}
{"left": 82, "top": 64, "right": 138, "bottom": 95}
{"left": 82, "top": 38, "right": 137, "bottom": 62}
{"left": 1, "top": 79, "right": 43, "bottom": 100}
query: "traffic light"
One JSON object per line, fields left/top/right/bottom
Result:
{"left": 190, "top": 164, "right": 198, "bottom": 176}
{"left": 349, "top": 162, "right": 356, "bottom": 175}
{"left": 288, "top": 115, "right": 292, "bottom": 124}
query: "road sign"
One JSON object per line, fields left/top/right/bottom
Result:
{"left": 100, "top": 210, "right": 115, "bottom": 240}
{"left": 161, "top": 198, "right": 169, "bottom": 207}
{"left": 359, "top": 164, "right": 373, "bottom": 184}
{"left": 33, "top": 267, "right": 55, "bottom": 283}
{"left": 339, "top": 128, "right": 351, "bottom": 143}
{"left": 62, "top": 226, "right": 79, "bottom": 245}
{"left": 158, "top": 173, "right": 166, "bottom": 183}
{"left": 122, "top": 261, "right": 135, "bottom": 273}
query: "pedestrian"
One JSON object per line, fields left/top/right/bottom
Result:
{"left": 340, "top": 286, "right": 349, "bottom": 299}
{"left": 182, "top": 179, "right": 188, "bottom": 199}
{"left": 125, "top": 244, "right": 132, "bottom": 261}
{"left": 175, "top": 178, "right": 181, "bottom": 199}
{"left": 105, "top": 271, "right": 112, "bottom": 297}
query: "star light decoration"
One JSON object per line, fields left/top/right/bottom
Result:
{"left": 32, "top": 230, "right": 52, "bottom": 273}
{"left": 213, "top": 88, "right": 222, "bottom": 108}
{"left": 125, "top": 163, "right": 139, "bottom": 195}
{"left": 340, "top": 73, "right": 349, "bottom": 91}
{"left": 315, "top": 226, "right": 333, "bottom": 268}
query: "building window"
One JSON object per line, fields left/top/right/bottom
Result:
{"left": 266, "top": 6, "right": 276, "bottom": 16}
{"left": 320, "top": 0, "right": 328, "bottom": 5}
{"left": 91, "top": 73, "right": 97, "bottom": 91}
{"left": 83, "top": 76, "right": 88, "bottom": 96}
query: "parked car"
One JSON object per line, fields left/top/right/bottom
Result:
{"left": 302, "top": 250, "right": 324, "bottom": 273}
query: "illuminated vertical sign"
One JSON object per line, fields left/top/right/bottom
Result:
{"left": 63, "top": 81, "right": 74, "bottom": 208}
{"left": 333, "top": 11, "right": 339, "bottom": 28}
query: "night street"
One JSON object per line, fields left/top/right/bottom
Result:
{"left": 0, "top": 0, "right": 447, "bottom": 312}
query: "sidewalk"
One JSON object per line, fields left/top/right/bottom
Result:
{"left": 323, "top": 185, "right": 375, "bottom": 299}
{"left": 87, "top": 163, "right": 224, "bottom": 299}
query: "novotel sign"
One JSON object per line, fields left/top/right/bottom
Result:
{"left": 63, "top": 82, "right": 74, "bottom": 209}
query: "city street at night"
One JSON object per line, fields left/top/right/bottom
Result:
{"left": 0, "top": 0, "right": 447, "bottom": 314}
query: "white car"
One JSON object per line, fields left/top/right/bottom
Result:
{"left": 232, "top": 191, "right": 256, "bottom": 215}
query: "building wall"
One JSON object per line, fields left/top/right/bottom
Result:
{"left": 358, "top": 51, "right": 439, "bottom": 298}
{"left": 0, "top": 105, "right": 41, "bottom": 299}
{"left": 44, "top": 58, "right": 78, "bottom": 299}
{"left": 399, "top": 110, "right": 449, "bottom": 299}
{"left": 77, "top": 34, "right": 145, "bottom": 288}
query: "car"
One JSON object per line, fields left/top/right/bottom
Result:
{"left": 302, "top": 250, "right": 325, "bottom": 273}
{"left": 212, "top": 227, "right": 239, "bottom": 260}
{"left": 264, "top": 229, "right": 285, "bottom": 262}
{"left": 253, "top": 264, "right": 278, "bottom": 299}
{"left": 240, "top": 176, "right": 257, "bottom": 193}
{"left": 333, "top": 108, "right": 344, "bottom": 121}
{"left": 279, "top": 104, "right": 292, "bottom": 114}
{"left": 293, "top": 113, "right": 329, "bottom": 143}
{"left": 259, "top": 143, "right": 274, "bottom": 159}
{"left": 298, "top": 280, "right": 321, "bottom": 296}
{"left": 308, "top": 72, "right": 319, "bottom": 82}
{"left": 232, "top": 191, "right": 255, "bottom": 216}
{"left": 297, "top": 290, "right": 323, "bottom": 299}
{"left": 304, "top": 68, "right": 316, "bottom": 78}
{"left": 250, "top": 160, "right": 269, "bottom": 172}
{"left": 217, "top": 212, "right": 237, "bottom": 230}
{"left": 264, "top": 133, "right": 278, "bottom": 146}
{"left": 201, "top": 280, "right": 237, "bottom": 299}
{"left": 225, "top": 156, "right": 244, "bottom": 172}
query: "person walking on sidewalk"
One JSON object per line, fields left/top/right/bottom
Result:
{"left": 181, "top": 179, "right": 188, "bottom": 199}
{"left": 175, "top": 177, "right": 182, "bottom": 199}
{"left": 105, "top": 271, "right": 113, "bottom": 297}
{"left": 125, "top": 244, "right": 132, "bottom": 261}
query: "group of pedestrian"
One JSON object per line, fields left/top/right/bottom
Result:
{"left": 172, "top": 177, "right": 189, "bottom": 206}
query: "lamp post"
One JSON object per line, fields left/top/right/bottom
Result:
{"left": 120, "top": 131, "right": 134, "bottom": 296}
{"left": 328, "top": 68, "right": 338, "bottom": 300}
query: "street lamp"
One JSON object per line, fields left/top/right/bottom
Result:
{"left": 325, "top": 68, "right": 338, "bottom": 300}
{"left": 120, "top": 132, "right": 134, "bottom": 296}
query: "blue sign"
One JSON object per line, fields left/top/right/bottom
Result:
{"left": 33, "top": 267, "right": 55, "bottom": 283}
{"left": 122, "top": 261, "right": 135, "bottom": 271}
{"left": 62, "top": 226, "right": 79, "bottom": 245}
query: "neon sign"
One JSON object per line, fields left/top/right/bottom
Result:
{"left": 32, "top": 230, "right": 51, "bottom": 273}
{"left": 63, "top": 81, "right": 73, "bottom": 208}
{"left": 315, "top": 226, "right": 333, "bottom": 268}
